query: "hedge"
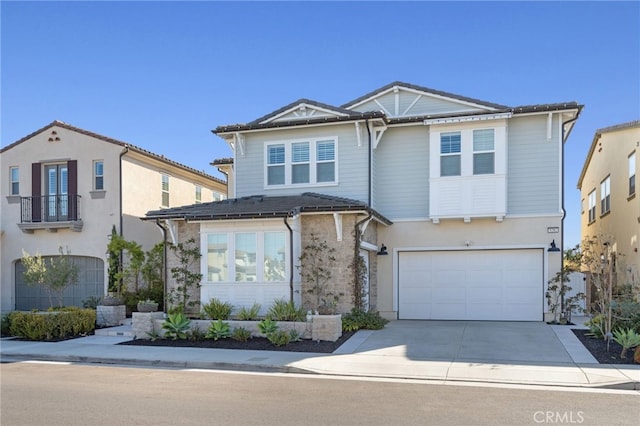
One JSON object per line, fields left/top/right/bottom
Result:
{"left": 8, "top": 307, "right": 96, "bottom": 341}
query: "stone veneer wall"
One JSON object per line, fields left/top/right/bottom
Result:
{"left": 300, "top": 214, "right": 379, "bottom": 314}
{"left": 166, "top": 221, "right": 202, "bottom": 315}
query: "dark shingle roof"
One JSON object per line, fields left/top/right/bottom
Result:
{"left": 144, "top": 192, "right": 392, "bottom": 225}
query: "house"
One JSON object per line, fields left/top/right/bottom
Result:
{"left": 0, "top": 120, "right": 227, "bottom": 311}
{"left": 577, "top": 120, "right": 639, "bottom": 307}
{"left": 146, "top": 82, "right": 582, "bottom": 321}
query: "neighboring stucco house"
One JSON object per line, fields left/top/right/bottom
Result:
{"left": 146, "top": 82, "right": 582, "bottom": 321}
{"left": 577, "top": 120, "right": 640, "bottom": 307}
{"left": 1, "top": 120, "right": 227, "bottom": 311}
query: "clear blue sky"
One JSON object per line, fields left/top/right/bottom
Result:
{"left": 2, "top": 1, "right": 639, "bottom": 248}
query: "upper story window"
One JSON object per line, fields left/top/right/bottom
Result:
{"left": 212, "top": 191, "right": 225, "bottom": 201}
{"left": 600, "top": 176, "right": 610, "bottom": 215}
{"left": 440, "top": 132, "right": 461, "bottom": 177}
{"left": 161, "top": 174, "right": 169, "bottom": 207}
{"left": 265, "top": 138, "right": 337, "bottom": 187}
{"left": 588, "top": 189, "right": 596, "bottom": 223}
{"left": 629, "top": 151, "right": 636, "bottom": 197}
{"left": 195, "top": 185, "right": 202, "bottom": 204}
{"left": 10, "top": 167, "right": 19, "bottom": 195}
{"left": 93, "top": 161, "right": 104, "bottom": 191}
{"left": 472, "top": 129, "right": 495, "bottom": 175}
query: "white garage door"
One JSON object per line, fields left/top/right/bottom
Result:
{"left": 398, "top": 249, "right": 543, "bottom": 321}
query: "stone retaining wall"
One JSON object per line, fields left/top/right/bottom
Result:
{"left": 96, "top": 305, "right": 126, "bottom": 327}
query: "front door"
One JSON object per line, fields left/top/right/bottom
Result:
{"left": 45, "top": 164, "right": 68, "bottom": 221}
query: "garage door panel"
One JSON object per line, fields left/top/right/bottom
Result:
{"left": 399, "top": 249, "right": 543, "bottom": 321}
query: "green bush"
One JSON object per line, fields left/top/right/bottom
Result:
{"left": 266, "top": 299, "right": 305, "bottom": 322}
{"left": 8, "top": 308, "right": 96, "bottom": 341}
{"left": 267, "top": 330, "right": 291, "bottom": 346}
{"left": 612, "top": 327, "right": 640, "bottom": 358}
{"left": 206, "top": 319, "right": 231, "bottom": 340}
{"left": 257, "top": 318, "right": 278, "bottom": 335}
{"left": 231, "top": 326, "right": 252, "bottom": 342}
{"left": 202, "top": 298, "right": 234, "bottom": 320}
{"left": 189, "top": 327, "right": 206, "bottom": 342}
{"left": 237, "top": 303, "right": 261, "bottom": 320}
{"left": 162, "top": 312, "right": 191, "bottom": 340}
{"left": 1, "top": 313, "right": 11, "bottom": 337}
{"left": 82, "top": 296, "right": 101, "bottom": 309}
{"left": 612, "top": 300, "right": 640, "bottom": 333}
{"left": 342, "top": 309, "right": 388, "bottom": 332}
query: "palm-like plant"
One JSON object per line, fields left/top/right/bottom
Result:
{"left": 612, "top": 328, "right": 640, "bottom": 358}
{"left": 162, "top": 312, "right": 191, "bottom": 340}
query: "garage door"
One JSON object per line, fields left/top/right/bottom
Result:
{"left": 398, "top": 249, "right": 543, "bottom": 321}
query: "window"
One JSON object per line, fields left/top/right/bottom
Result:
{"left": 267, "top": 144, "right": 285, "bottom": 185}
{"left": 207, "top": 234, "right": 228, "bottom": 281}
{"left": 266, "top": 138, "right": 337, "bottom": 186}
{"left": 205, "top": 229, "right": 287, "bottom": 284}
{"left": 93, "top": 161, "right": 104, "bottom": 190}
{"left": 629, "top": 152, "right": 636, "bottom": 197}
{"left": 588, "top": 190, "right": 596, "bottom": 223}
{"left": 212, "top": 191, "right": 225, "bottom": 201}
{"left": 316, "top": 140, "right": 335, "bottom": 182}
{"left": 161, "top": 174, "right": 169, "bottom": 207}
{"left": 440, "top": 132, "right": 461, "bottom": 176}
{"left": 195, "top": 185, "right": 202, "bottom": 204}
{"left": 291, "top": 142, "right": 310, "bottom": 184}
{"left": 473, "top": 129, "right": 495, "bottom": 175}
{"left": 600, "top": 176, "right": 610, "bottom": 215}
{"left": 264, "top": 232, "right": 286, "bottom": 281}
{"left": 235, "top": 233, "right": 257, "bottom": 282}
{"left": 9, "top": 167, "right": 19, "bottom": 195}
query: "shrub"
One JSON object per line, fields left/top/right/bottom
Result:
{"left": 189, "top": 327, "right": 206, "bottom": 342}
{"left": 267, "top": 330, "right": 291, "bottom": 346}
{"left": 162, "top": 312, "right": 191, "bottom": 340}
{"left": 267, "top": 299, "right": 305, "bottom": 322}
{"left": 202, "top": 298, "right": 234, "bottom": 320}
{"left": 82, "top": 296, "right": 101, "bottom": 309}
{"left": 585, "top": 314, "right": 605, "bottom": 339}
{"left": 342, "top": 309, "right": 389, "bottom": 332}
{"left": 206, "top": 319, "right": 231, "bottom": 340}
{"left": 237, "top": 303, "right": 261, "bottom": 320}
{"left": 1, "top": 313, "right": 11, "bottom": 337}
{"left": 289, "top": 329, "right": 302, "bottom": 342}
{"left": 231, "top": 327, "right": 252, "bottom": 342}
{"left": 612, "top": 300, "right": 640, "bottom": 333}
{"left": 612, "top": 328, "right": 640, "bottom": 358}
{"left": 8, "top": 308, "right": 96, "bottom": 341}
{"left": 257, "top": 318, "right": 278, "bottom": 335}
{"left": 634, "top": 346, "right": 640, "bottom": 364}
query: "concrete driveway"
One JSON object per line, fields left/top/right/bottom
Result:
{"left": 338, "top": 320, "right": 574, "bottom": 365}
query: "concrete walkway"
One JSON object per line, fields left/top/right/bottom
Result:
{"left": 1, "top": 317, "right": 638, "bottom": 390}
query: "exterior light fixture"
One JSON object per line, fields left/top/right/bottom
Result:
{"left": 548, "top": 240, "right": 560, "bottom": 252}
{"left": 377, "top": 244, "right": 388, "bottom": 255}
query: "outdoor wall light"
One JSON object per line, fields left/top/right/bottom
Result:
{"left": 548, "top": 240, "right": 560, "bottom": 252}
{"left": 377, "top": 244, "right": 388, "bottom": 255}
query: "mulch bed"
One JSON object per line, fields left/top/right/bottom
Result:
{"left": 119, "top": 331, "right": 355, "bottom": 354}
{"left": 572, "top": 329, "right": 639, "bottom": 365}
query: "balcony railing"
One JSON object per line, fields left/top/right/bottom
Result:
{"left": 20, "top": 194, "right": 82, "bottom": 224}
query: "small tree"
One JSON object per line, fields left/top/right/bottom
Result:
{"left": 107, "top": 232, "right": 145, "bottom": 294}
{"left": 21, "top": 247, "right": 79, "bottom": 308}
{"left": 168, "top": 238, "right": 202, "bottom": 314}
{"left": 297, "top": 233, "right": 339, "bottom": 314}
{"left": 141, "top": 242, "right": 164, "bottom": 304}
{"left": 546, "top": 245, "right": 585, "bottom": 324}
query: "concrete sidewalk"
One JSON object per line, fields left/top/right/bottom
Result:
{"left": 1, "top": 317, "right": 638, "bottom": 390}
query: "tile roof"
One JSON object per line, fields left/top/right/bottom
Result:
{"left": 1, "top": 120, "right": 225, "bottom": 185}
{"left": 144, "top": 192, "right": 392, "bottom": 225}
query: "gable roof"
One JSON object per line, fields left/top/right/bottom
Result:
{"left": 1, "top": 120, "right": 225, "bottom": 185}
{"left": 144, "top": 192, "right": 392, "bottom": 225}
{"left": 341, "top": 81, "right": 510, "bottom": 111}
{"left": 577, "top": 120, "right": 640, "bottom": 189}
{"left": 213, "top": 82, "right": 582, "bottom": 135}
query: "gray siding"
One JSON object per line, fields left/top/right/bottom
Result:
{"left": 507, "top": 115, "right": 561, "bottom": 215}
{"left": 373, "top": 126, "right": 429, "bottom": 219}
{"left": 235, "top": 123, "right": 370, "bottom": 202}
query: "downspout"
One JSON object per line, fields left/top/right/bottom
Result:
{"left": 119, "top": 146, "right": 129, "bottom": 237}
{"left": 559, "top": 112, "right": 581, "bottom": 313}
{"left": 154, "top": 219, "right": 169, "bottom": 313}
{"left": 284, "top": 216, "right": 294, "bottom": 303}
{"left": 365, "top": 119, "right": 372, "bottom": 206}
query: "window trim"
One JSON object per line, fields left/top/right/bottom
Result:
{"left": 472, "top": 129, "right": 495, "bottom": 175}
{"left": 439, "top": 132, "right": 461, "bottom": 177}
{"left": 588, "top": 189, "right": 596, "bottom": 224}
{"left": 161, "top": 174, "right": 170, "bottom": 208}
{"left": 9, "top": 166, "right": 19, "bottom": 195}
{"left": 629, "top": 151, "right": 636, "bottom": 198}
{"left": 264, "top": 137, "right": 338, "bottom": 188}
{"left": 600, "top": 176, "right": 610, "bottom": 216}
{"left": 93, "top": 160, "right": 104, "bottom": 191}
